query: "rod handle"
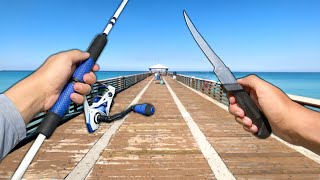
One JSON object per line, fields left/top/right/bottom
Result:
{"left": 37, "top": 34, "right": 107, "bottom": 138}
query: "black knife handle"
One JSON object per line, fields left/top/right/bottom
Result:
{"left": 224, "top": 84, "right": 272, "bottom": 139}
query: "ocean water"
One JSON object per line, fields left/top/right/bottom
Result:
{"left": 0, "top": 71, "right": 145, "bottom": 93}
{"left": 177, "top": 71, "right": 320, "bottom": 99}
{"left": 0, "top": 71, "right": 319, "bottom": 99}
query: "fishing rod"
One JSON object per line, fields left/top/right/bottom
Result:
{"left": 11, "top": 0, "right": 129, "bottom": 179}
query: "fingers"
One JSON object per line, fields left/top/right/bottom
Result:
{"left": 235, "top": 116, "right": 258, "bottom": 133}
{"left": 243, "top": 124, "right": 258, "bottom": 133}
{"left": 70, "top": 58, "right": 97, "bottom": 105}
{"left": 71, "top": 76, "right": 95, "bottom": 104}
{"left": 58, "top": 50, "right": 101, "bottom": 69}
{"left": 229, "top": 103, "right": 245, "bottom": 117}
{"left": 83, "top": 72, "right": 97, "bottom": 85}
{"left": 237, "top": 74, "right": 262, "bottom": 91}
{"left": 64, "top": 50, "right": 97, "bottom": 105}
{"left": 70, "top": 93, "right": 84, "bottom": 104}
{"left": 71, "top": 82, "right": 91, "bottom": 104}
{"left": 235, "top": 116, "right": 252, "bottom": 127}
{"left": 229, "top": 94, "right": 258, "bottom": 134}
{"left": 229, "top": 95, "right": 236, "bottom": 104}
{"left": 229, "top": 75, "right": 264, "bottom": 135}
{"left": 92, "top": 64, "right": 100, "bottom": 71}
{"left": 228, "top": 96, "right": 245, "bottom": 118}
{"left": 74, "top": 82, "right": 91, "bottom": 95}
{"left": 65, "top": 49, "right": 98, "bottom": 84}
{"left": 61, "top": 50, "right": 90, "bottom": 64}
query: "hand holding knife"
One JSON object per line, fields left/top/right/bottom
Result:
{"left": 183, "top": 11, "right": 272, "bottom": 138}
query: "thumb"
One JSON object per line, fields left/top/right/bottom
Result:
{"left": 62, "top": 49, "right": 90, "bottom": 64}
{"left": 237, "top": 74, "right": 260, "bottom": 91}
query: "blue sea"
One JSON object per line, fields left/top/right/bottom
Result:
{"left": 176, "top": 71, "right": 320, "bottom": 99}
{"left": 0, "top": 71, "right": 145, "bottom": 93}
{"left": 0, "top": 71, "right": 319, "bottom": 99}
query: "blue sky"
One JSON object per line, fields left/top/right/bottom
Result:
{"left": 0, "top": 0, "right": 319, "bottom": 71}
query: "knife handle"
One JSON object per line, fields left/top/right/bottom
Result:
{"left": 225, "top": 84, "right": 272, "bottom": 139}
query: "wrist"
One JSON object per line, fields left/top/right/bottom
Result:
{"left": 290, "top": 102, "right": 320, "bottom": 153}
{"left": 4, "top": 73, "right": 46, "bottom": 124}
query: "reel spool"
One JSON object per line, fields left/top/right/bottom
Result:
{"left": 84, "top": 84, "right": 155, "bottom": 133}
{"left": 84, "top": 84, "right": 115, "bottom": 132}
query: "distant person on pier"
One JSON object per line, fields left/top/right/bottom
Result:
{"left": 0, "top": 50, "right": 98, "bottom": 159}
{"left": 155, "top": 71, "right": 161, "bottom": 80}
{"left": 173, "top": 71, "right": 177, "bottom": 80}
{"left": 228, "top": 75, "right": 320, "bottom": 154}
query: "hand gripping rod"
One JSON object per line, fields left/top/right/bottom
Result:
{"left": 11, "top": 1, "right": 128, "bottom": 179}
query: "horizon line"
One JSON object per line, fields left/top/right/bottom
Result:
{"left": 1, "top": 70, "right": 320, "bottom": 73}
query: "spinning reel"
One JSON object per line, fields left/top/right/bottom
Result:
{"left": 84, "top": 84, "right": 155, "bottom": 132}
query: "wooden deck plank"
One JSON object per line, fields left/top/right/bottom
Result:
{"left": 0, "top": 79, "right": 149, "bottom": 179}
{"left": 86, "top": 79, "right": 215, "bottom": 179}
{"left": 164, "top": 77, "right": 320, "bottom": 179}
{"left": 1, "top": 76, "right": 319, "bottom": 179}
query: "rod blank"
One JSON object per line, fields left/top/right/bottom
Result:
{"left": 103, "top": 0, "right": 129, "bottom": 35}
{"left": 11, "top": 134, "right": 46, "bottom": 180}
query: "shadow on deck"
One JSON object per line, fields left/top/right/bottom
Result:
{"left": 0, "top": 76, "right": 319, "bottom": 179}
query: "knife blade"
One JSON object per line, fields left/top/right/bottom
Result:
{"left": 183, "top": 10, "right": 272, "bottom": 138}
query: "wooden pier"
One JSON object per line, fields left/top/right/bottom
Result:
{"left": 0, "top": 74, "right": 319, "bottom": 179}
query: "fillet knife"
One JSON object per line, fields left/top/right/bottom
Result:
{"left": 183, "top": 11, "right": 272, "bottom": 138}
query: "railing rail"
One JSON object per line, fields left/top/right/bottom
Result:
{"left": 169, "top": 73, "right": 320, "bottom": 110}
{"left": 170, "top": 73, "right": 229, "bottom": 106}
{"left": 288, "top": 94, "right": 320, "bottom": 109}
{"left": 15, "top": 72, "right": 150, "bottom": 150}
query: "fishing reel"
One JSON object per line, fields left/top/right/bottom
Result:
{"left": 84, "top": 84, "right": 155, "bottom": 133}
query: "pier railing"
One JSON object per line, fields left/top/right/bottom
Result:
{"left": 84, "top": 73, "right": 151, "bottom": 108}
{"left": 15, "top": 72, "right": 150, "bottom": 150}
{"left": 169, "top": 74, "right": 229, "bottom": 105}
{"left": 169, "top": 73, "right": 320, "bottom": 111}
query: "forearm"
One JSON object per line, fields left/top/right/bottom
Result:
{"left": 0, "top": 94, "right": 26, "bottom": 159}
{"left": 289, "top": 102, "right": 320, "bottom": 154}
{"left": 4, "top": 73, "right": 45, "bottom": 124}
